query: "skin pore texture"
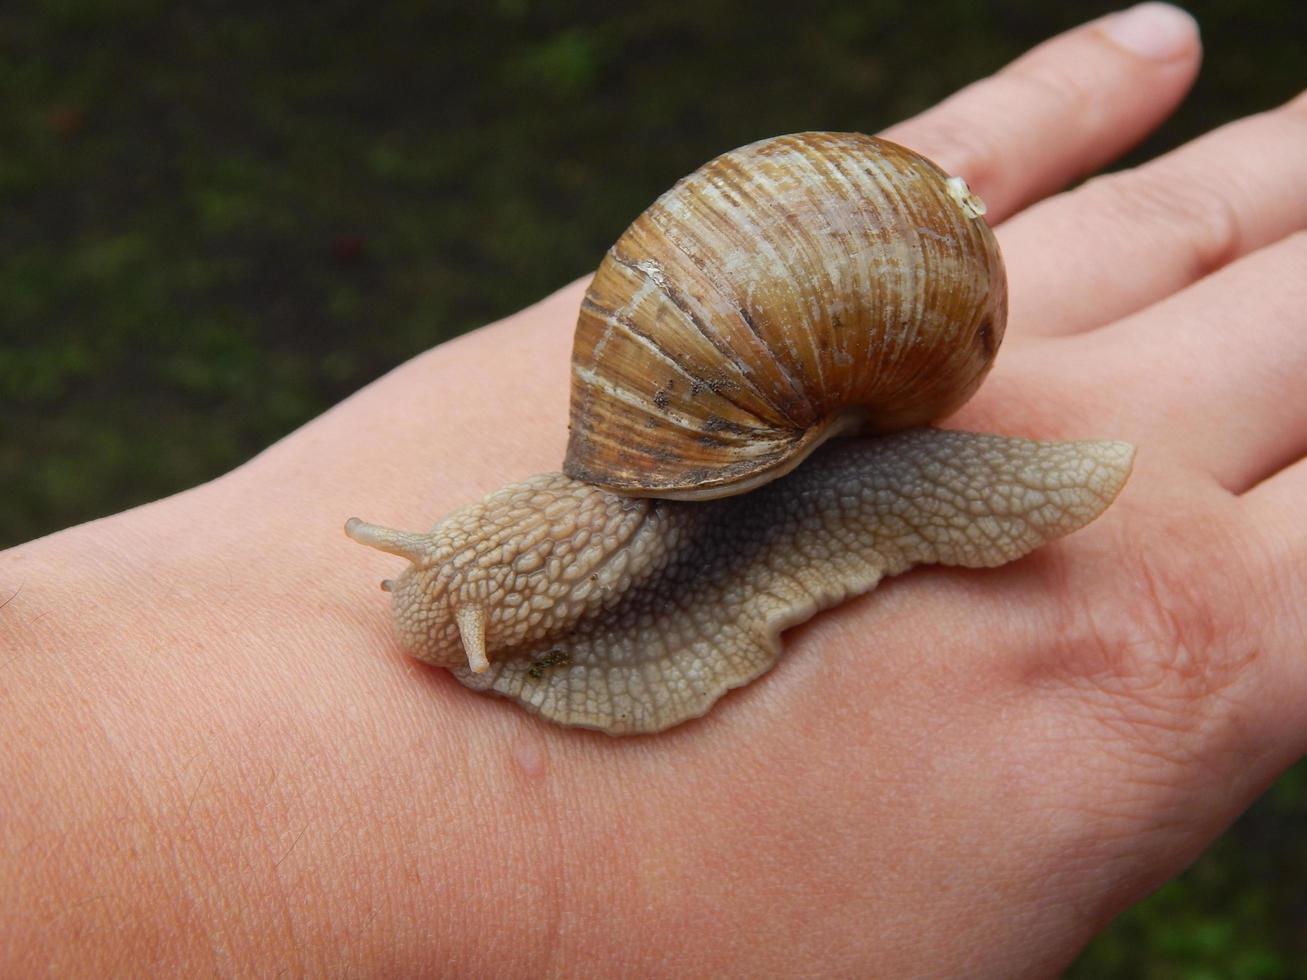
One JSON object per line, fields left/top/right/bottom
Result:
{"left": 5, "top": 8, "right": 1307, "bottom": 977}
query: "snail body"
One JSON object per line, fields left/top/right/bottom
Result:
{"left": 346, "top": 133, "right": 1134, "bottom": 735}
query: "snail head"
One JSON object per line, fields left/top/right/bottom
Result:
{"left": 344, "top": 473, "right": 657, "bottom": 676}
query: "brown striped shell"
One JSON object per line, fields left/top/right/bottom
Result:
{"left": 563, "top": 132, "right": 1007, "bottom": 501}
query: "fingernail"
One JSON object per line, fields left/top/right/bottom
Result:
{"left": 1102, "top": 3, "right": 1199, "bottom": 60}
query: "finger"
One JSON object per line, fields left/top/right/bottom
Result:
{"left": 1021, "top": 229, "right": 1307, "bottom": 492}
{"left": 882, "top": 3, "right": 1200, "bottom": 223}
{"left": 1004, "top": 90, "right": 1307, "bottom": 337}
{"left": 1239, "top": 457, "right": 1307, "bottom": 679}
{"left": 1241, "top": 319, "right": 1307, "bottom": 549}
{"left": 1243, "top": 456, "right": 1307, "bottom": 571}
{"left": 1241, "top": 458, "right": 1307, "bottom": 627}
{"left": 1237, "top": 464, "right": 1307, "bottom": 759}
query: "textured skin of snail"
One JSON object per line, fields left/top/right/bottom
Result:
{"left": 347, "top": 432, "right": 1132, "bottom": 734}
{"left": 345, "top": 133, "right": 1134, "bottom": 735}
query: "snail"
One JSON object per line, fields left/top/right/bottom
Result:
{"left": 345, "top": 132, "right": 1133, "bottom": 735}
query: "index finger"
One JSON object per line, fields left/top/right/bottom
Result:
{"left": 883, "top": 3, "right": 1201, "bottom": 223}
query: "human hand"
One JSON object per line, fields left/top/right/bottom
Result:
{"left": 4, "top": 4, "right": 1305, "bottom": 976}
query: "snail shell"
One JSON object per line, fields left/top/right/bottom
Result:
{"left": 564, "top": 132, "right": 1006, "bottom": 500}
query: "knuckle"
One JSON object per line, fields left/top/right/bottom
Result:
{"left": 1000, "top": 58, "right": 1096, "bottom": 129}
{"left": 1076, "top": 166, "right": 1243, "bottom": 278}
{"left": 887, "top": 104, "right": 1003, "bottom": 198}
{"left": 898, "top": 55, "right": 1098, "bottom": 202}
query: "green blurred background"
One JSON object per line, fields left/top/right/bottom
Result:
{"left": 1, "top": 0, "right": 1303, "bottom": 972}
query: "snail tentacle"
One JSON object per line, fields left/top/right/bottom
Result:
{"left": 455, "top": 605, "right": 490, "bottom": 673}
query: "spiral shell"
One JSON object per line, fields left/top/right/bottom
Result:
{"left": 563, "top": 132, "right": 1007, "bottom": 500}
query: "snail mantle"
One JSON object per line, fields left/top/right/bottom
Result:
{"left": 345, "top": 132, "right": 1133, "bottom": 735}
